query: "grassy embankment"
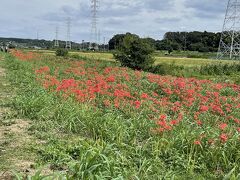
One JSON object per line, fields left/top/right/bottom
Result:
{"left": 0, "top": 50, "right": 239, "bottom": 179}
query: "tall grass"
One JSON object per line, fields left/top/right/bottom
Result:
{"left": 3, "top": 53, "right": 240, "bottom": 179}
{"left": 200, "top": 63, "right": 240, "bottom": 75}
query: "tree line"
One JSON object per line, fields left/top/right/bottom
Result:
{"left": 109, "top": 31, "right": 222, "bottom": 52}
{"left": 0, "top": 31, "right": 222, "bottom": 53}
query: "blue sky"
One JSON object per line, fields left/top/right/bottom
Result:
{"left": 0, "top": 0, "right": 227, "bottom": 42}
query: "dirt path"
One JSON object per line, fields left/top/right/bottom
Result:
{"left": 0, "top": 55, "right": 36, "bottom": 179}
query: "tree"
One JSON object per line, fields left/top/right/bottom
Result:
{"left": 160, "top": 31, "right": 222, "bottom": 52}
{"left": 113, "top": 33, "right": 155, "bottom": 70}
{"left": 108, "top": 34, "right": 126, "bottom": 50}
{"left": 156, "top": 40, "right": 168, "bottom": 50}
{"left": 142, "top": 37, "right": 156, "bottom": 50}
{"left": 56, "top": 49, "right": 68, "bottom": 57}
{"left": 108, "top": 33, "right": 139, "bottom": 50}
{"left": 170, "top": 42, "right": 181, "bottom": 51}
{"left": 167, "top": 45, "right": 173, "bottom": 54}
{"left": 189, "top": 43, "right": 204, "bottom": 51}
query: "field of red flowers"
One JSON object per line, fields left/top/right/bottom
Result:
{"left": 7, "top": 50, "right": 240, "bottom": 178}
{"left": 19, "top": 50, "right": 240, "bottom": 144}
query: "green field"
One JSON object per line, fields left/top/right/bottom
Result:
{"left": 31, "top": 50, "right": 239, "bottom": 67}
{"left": 0, "top": 50, "right": 240, "bottom": 179}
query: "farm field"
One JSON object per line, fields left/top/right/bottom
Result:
{"left": 31, "top": 49, "right": 239, "bottom": 67}
{"left": 154, "top": 56, "right": 234, "bottom": 67}
{"left": 0, "top": 50, "right": 240, "bottom": 179}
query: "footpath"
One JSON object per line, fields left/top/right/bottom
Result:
{"left": 0, "top": 54, "right": 35, "bottom": 179}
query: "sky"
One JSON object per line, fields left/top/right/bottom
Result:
{"left": 0, "top": 0, "right": 228, "bottom": 42}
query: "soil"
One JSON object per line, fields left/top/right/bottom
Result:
{"left": 0, "top": 55, "right": 36, "bottom": 179}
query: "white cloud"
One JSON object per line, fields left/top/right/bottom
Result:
{"left": 0, "top": 0, "right": 227, "bottom": 42}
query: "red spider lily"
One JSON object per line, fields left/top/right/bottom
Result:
{"left": 177, "top": 112, "right": 183, "bottom": 121}
{"left": 114, "top": 98, "right": 120, "bottom": 108}
{"left": 106, "top": 75, "right": 115, "bottom": 82}
{"left": 114, "top": 89, "right": 132, "bottom": 98}
{"left": 134, "top": 100, "right": 141, "bottom": 109}
{"left": 199, "top": 105, "right": 209, "bottom": 112}
{"left": 237, "top": 128, "right": 240, "bottom": 133}
{"left": 35, "top": 66, "right": 50, "bottom": 74}
{"left": 56, "top": 79, "right": 77, "bottom": 92}
{"left": 170, "top": 120, "right": 178, "bottom": 126}
{"left": 141, "top": 93, "right": 149, "bottom": 99}
{"left": 11, "top": 50, "right": 40, "bottom": 61}
{"left": 177, "top": 81, "right": 186, "bottom": 89}
{"left": 211, "top": 104, "right": 224, "bottom": 115}
{"left": 157, "top": 120, "right": 167, "bottom": 127}
{"left": 159, "top": 114, "right": 167, "bottom": 121}
{"left": 219, "top": 123, "right": 228, "bottom": 130}
{"left": 28, "top": 51, "right": 240, "bottom": 143}
{"left": 152, "top": 92, "right": 159, "bottom": 97}
{"left": 194, "top": 140, "right": 201, "bottom": 145}
{"left": 234, "top": 118, "right": 240, "bottom": 124}
{"left": 220, "top": 133, "right": 228, "bottom": 143}
{"left": 163, "top": 88, "right": 173, "bottom": 95}
{"left": 197, "top": 120, "right": 203, "bottom": 126}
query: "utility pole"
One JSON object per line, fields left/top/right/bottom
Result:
{"left": 66, "top": 17, "right": 71, "bottom": 49}
{"left": 218, "top": 0, "right": 240, "bottom": 60}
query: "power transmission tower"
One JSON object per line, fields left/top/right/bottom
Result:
{"left": 54, "top": 26, "right": 59, "bottom": 47}
{"left": 66, "top": 17, "right": 71, "bottom": 49}
{"left": 103, "top": 37, "right": 106, "bottom": 51}
{"left": 81, "top": 40, "right": 85, "bottom": 51}
{"left": 184, "top": 32, "right": 187, "bottom": 51}
{"left": 36, "top": 30, "right": 39, "bottom": 40}
{"left": 98, "top": 30, "right": 101, "bottom": 50}
{"left": 98, "top": 30, "right": 101, "bottom": 44}
{"left": 218, "top": 0, "right": 240, "bottom": 60}
{"left": 90, "top": 0, "right": 99, "bottom": 50}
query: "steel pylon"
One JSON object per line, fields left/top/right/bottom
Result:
{"left": 66, "top": 17, "right": 71, "bottom": 49}
{"left": 90, "top": 0, "right": 99, "bottom": 50}
{"left": 217, "top": 0, "right": 240, "bottom": 60}
{"left": 54, "top": 26, "right": 59, "bottom": 47}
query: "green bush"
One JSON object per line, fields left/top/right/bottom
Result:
{"left": 56, "top": 49, "right": 68, "bottom": 57}
{"left": 70, "top": 54, "right": 81, "bottom": 59}
{"left": 199, "top": 47, "right": 210, "bottom": 53}
{"left": 113, "top": 33, "right": 155, "bottom": 70}
{"left": 148, "top": 63, "right": 184, "bottom": 76}
{"left": 200, "top": 63, "right": 240, "bottom": 75}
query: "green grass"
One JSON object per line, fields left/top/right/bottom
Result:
{"left": 153, "top": 50, "right": 217, "bottom": 59}
{"left": 29, "top": 49, "right": 240, "bottom": 68}
{"left": 0, "top": 53, "right": 37, "bottom": 177}
{"left": 154, "top": 56, "right": 237, "bottom": 67}
{"left": 2, "top": 51, "right": 240, "bottom": 179}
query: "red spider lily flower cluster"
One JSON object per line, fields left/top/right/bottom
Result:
{"left": 10, "top": 50, "right": 40, "bottom": 61}
{"left": 33, "top": 60, "right": 240, "bottom": 145}
{"left": 13, "top": 50, "right": 240, "bottom": 145}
